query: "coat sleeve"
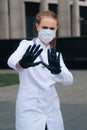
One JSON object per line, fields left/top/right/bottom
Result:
{"left": 53, "top": 53, "right": 73, "bottom": 86}
{"left": 7, "top": 40, "right": 31, "bottom": 72}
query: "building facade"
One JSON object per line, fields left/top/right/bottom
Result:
{"left": 0, "top": 0, "right": 87, "bottom": 39}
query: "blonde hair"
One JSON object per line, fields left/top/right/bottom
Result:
{"left": 36, "top": 10, "right": 58, "bottom": 48}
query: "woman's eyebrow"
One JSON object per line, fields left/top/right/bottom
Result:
{"left": 42, "top": 26, "right": 48, "bottom": 29}
{"left": 42, "top": 26, "right": 55, "bottom": 30}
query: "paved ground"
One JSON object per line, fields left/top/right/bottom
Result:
{"left": 0, "top": 70, "right": 87, "bottom": 130}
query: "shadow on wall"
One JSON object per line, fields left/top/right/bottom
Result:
{"left": 0, "top": 37, "right": 87, "bottom": 69}
{"left": 56, "top": 37, "right": 87, "bottom": 69}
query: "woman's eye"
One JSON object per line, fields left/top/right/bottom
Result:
{"left": 50, "top": 28, "right": 55, "bottom": 30}
{"left": 42, "top": 26, "right": 55, "bottom": 30}
{"left": 42, "top": 26, "right": 48, "bottom": 29}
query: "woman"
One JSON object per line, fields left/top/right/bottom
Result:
{"left": 7, "top": 10, "right": 73, "bottom": 130}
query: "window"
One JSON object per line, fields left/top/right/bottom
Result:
{"left": 80, "top": 6, "right": 87, "bottom": 36}
{"left": 48, "top": 3, "right": 58, "bottom": 14}
{"left": 48, "top": 4, "right": 58, "bottom": 36}
{"left": 70, "top": 5, "right": 73, "bottom": 36}
{"left": 79, "top": 0, "right": 85, "bottom": 1}
{"left": 25, "top": 2, "right": 40, "bottom": 38}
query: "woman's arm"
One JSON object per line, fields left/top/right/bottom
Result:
{"left": 7, "top": 40, "right": 29, "bottom": 72}
{"left": 53, "top": 54, "right": 73, "bottom": 86}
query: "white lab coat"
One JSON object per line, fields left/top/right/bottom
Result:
{"left": 7, "top": 38, "right": 73, "bottom": 130}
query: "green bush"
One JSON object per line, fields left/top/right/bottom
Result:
{"left": 0, "top": 73, "right": 19, "bottom": 87}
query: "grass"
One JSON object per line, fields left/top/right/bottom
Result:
{"left": 0, "top": 73, "right": 19, "bottom": 87}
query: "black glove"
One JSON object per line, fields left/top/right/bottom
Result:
{"left": 19, "top": 44, "right": 43, "bottom": 68}
{"left": 41, "top": 48, "right": 61, "bottom": 74}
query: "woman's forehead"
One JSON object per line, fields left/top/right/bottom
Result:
{"left": 40, "top": 16, "right": 58, "bottom": 26}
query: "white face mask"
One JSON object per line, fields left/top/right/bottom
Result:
{"left": 38, "top": 28, "right": 56, "bottom": 44}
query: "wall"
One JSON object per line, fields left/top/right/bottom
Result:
{"left": 0, "top": 37, "right": 87, "bottom": 69}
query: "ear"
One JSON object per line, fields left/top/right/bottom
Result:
{"left": 55, "top": 25, "right": 58, "bottom": 31}
{"left": 36, "top": 23, "right": 39, "bottom": 31}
